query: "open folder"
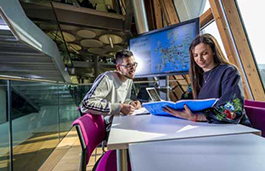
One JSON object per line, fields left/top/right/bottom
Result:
{"left": 142, "top": 98, "right": 219, "bottom": 116}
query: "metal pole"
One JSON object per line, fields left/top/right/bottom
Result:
{"left": 7, "top": 80, "right": 13, "bottom": 171}
{"left": 116, "top": 149, "right": 128, "bottom": 171}
{"left": 131, "top": 0, "right": 149, "bottom": 34}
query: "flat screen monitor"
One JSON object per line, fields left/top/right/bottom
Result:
{"left": 129, "top": 18, "right": 199, "bottom": 78}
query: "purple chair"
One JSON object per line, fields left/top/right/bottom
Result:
{"left": 245, "top": 99, "right": 265, "bottom": 108}
{"left": 72, "top": 114, "right": 116, "bottom": 171}
{"left": 245, "top": 105, "right": 265, "bottom": 137}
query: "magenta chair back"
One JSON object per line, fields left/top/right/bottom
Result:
{"left": 245, "top": 100, "right": 265, "bottom": 108}
{"left": 245, "top": 105, "right": 265, "bottom": 137}
{"left": 72, "top": 114, "right": 106, "bottom": 170}
{"left": 96, "top": 150, "right": 117, "bottom": 171}
{"left": 72, "top": 113, "right": 131, "bottom": 171}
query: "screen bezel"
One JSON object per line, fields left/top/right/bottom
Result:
{"left": 129, "top": 18, "right": 199, "bottom": 78}
{"left": 146, "top": 87, "right": 162, "bottom": 102}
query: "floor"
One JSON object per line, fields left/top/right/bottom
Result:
{"left": 0, "top": 131, "right": 65, "bottom": 171}
{"left": 39, "top": 128, "right": 103, "bottom": 171}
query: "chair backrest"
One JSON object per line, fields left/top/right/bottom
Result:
{"left": 245, "top": 105, "right": 265, "bottom": 137}
{"left": 96, "top": 150, "right": 117, "bottom": 171}
{"left": 96, "top": 150, "right": 132, "bottom": 171}
{"left": 245, "top": 100, "right": 265, "bottom": 108}
{"left": 72, "top": 114, "right": 106, "bottom": 165}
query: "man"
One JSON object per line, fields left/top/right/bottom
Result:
{"left": 80, "top": 49, "right": 141, "bottom": 122}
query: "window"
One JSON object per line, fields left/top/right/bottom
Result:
{"left": 201, "top": 21, "right": 227, "bottom": 57}
{"left": 236, "top": 0, "right": 265, "bottom": 87}
{"left": 173, "top": 0, "right": 208, "bottom": 22}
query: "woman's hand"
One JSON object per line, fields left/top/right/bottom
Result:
{"left": 163, "top": 105, "right": 196, "bottom": 121}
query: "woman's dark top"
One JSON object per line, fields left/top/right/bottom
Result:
{"left": 182, "top": 64, "right": 251, "bottom": 126}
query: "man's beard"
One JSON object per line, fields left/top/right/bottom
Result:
{"left": 122, "top": 71, "right": 135, "bottom": 79}
{"left": 123, "top": 74, "right": 133, "bottom": 79}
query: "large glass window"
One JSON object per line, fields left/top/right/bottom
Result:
{"left": 201, "top": 21, "right": 227, "bottom": 57}
{"left": 236, "top": 0, "right": 265, "bottom": 86}
{"left": 202, "top": 0, "right": 210, "bottom": 13}
{"left": 173, "top": 0, "right": 208, "bottom": 22}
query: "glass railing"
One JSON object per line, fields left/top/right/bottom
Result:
{"left": 0, "top": 80, "right": 10, "bottom": 171}
{"left": 0, "top": 78, "right": 89, "bottom": 171}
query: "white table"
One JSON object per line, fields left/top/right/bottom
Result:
{"left": 129, "top": 134, "right": 265, "bottom": 171}
{"left": 107, "top": 115, "right": 261, "bottom": 171}
{"left": 108, "top": 115, "right": 260, "bottom": 150}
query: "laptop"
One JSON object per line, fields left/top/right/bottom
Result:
{"left": 146, "top": 87, "right": 162, "bottom": 102}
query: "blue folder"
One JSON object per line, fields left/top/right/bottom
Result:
{"left": 142, "top": 98, "right": 219, "bottom": 116}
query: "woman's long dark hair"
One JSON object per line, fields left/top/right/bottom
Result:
{"left": 189, "top": 33, "right": 230, "bottom": 98}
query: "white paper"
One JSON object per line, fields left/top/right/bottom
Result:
{"left": 131, "top": 107, "right": 150, "bottom": 115}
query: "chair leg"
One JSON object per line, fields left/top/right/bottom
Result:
{"left": 94, "top": 147, "right": 97, "bottom": 162}
{"left": 80, "top": 149, "right": 87, "bottom": 171}
{"left": 101, "top": 141, "right": 106, "bottom": 153}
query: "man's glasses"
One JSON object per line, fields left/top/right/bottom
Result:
{"left": 120, "top": 62, "right": 138, "bottom": 69}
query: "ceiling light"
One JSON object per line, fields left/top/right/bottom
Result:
{"left": 87, "top": 48, "right": 106, "bottom": 55}
{"left": 104, "top": 45, "right": 123, "bottom": 52}
{"left": 80, "top": 39, "right": 103, "bottom": 48}
{"left": 108, "top": 36, "right": 114, "bottom": 48}
{"left": 99, "top": 34, "right": 123, "bottom": 44}
{"left": 60, "top": 43, "right": 82, "bottom": 53}
{"left": 77, "top": 29, "right": 96, "bottom": 38}
{"left": 47, "top": 31, "right": 76, "bottom": 42}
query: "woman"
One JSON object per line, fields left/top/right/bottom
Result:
{"left": 163, "top": 33, "right": 250, "bottom": 126}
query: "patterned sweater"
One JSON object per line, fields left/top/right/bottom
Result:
{"left": 182, "top": 64, "right": 251, "bottom": 126}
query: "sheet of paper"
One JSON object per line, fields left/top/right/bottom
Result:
{"left": 131, "top": 107, "right": 150, "bottom": 115}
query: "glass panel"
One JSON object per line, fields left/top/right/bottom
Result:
{"left": 173, "top": 0, "right": 207, "bottom": 22}
{"left": 0, "top": 80, "right": 9, "bottom": 171}
{"left": 59, "top": 84, "right": 91, "bottom": 139}
{"left": 58, "top": 84, "right": 80, "bottom": 140}
{"left": 11, "top": 81, "right": 60, "bottom": 171}
{"left": 202, "top": 0, "right": 210, "bottom": 13}
{"left": 236, "top": 0, "right": 265, "bottom": 87}
{"left": 201, "top": 21, "right": 227, "bottom": 57}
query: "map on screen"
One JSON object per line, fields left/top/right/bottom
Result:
{"left": 129, "top": 18, "right": 199, "bottom": 77}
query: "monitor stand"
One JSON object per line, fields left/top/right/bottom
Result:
{"left": 155, "top": 76, "right": 171, "bottom": 101}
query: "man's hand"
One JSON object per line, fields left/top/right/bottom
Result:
{"left": 120, "top": 104, "right": 135, "bottom": 115}
{"left": 130, "top": 100, "right": 141, "bottom": 109}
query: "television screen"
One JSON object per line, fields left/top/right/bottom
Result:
{"left": 129, "top": 18, "right": 199, "bottom": 78}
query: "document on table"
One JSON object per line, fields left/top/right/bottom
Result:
{"left": 131, "top": 107, "right": 150, "bottom": 115}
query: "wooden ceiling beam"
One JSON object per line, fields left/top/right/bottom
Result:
{"left": 199, "top": 8, "right": 214, "bottom": 28}
{"left": 159, "top": 0, "right": 179, "bottom": 25}
{"left": 153, "top": 0, "right": 163, "bottom": 29}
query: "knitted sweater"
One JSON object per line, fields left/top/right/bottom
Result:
{"left": 182, "top": 64, "right": 250, "bottom": 125}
